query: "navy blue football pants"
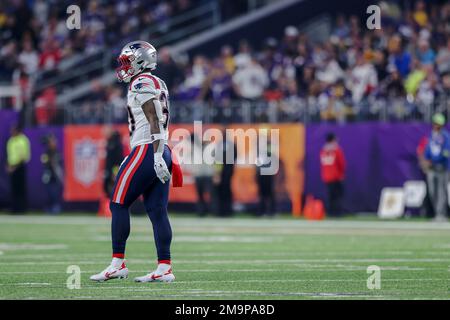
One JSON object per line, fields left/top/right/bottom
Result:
{"left": 109, "top": 143, "right": 172, "bottom": 261}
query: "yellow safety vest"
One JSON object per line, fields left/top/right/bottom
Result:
{"left": 7, "top": 133, "right": 31, "bottom": 167}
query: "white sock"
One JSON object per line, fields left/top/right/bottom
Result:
{"left": 111, "top": 258, "right": 124, "bottom": 268}
{"left": 156, "top": 263, "right": 171, "bottom": 274}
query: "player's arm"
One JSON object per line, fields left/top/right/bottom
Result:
{"left": 142, "top": 99, "right": 164, "bottom": 154}
{"left": 142, "top": 98, "right": 171, "bottom": 183}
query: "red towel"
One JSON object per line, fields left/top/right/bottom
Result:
{"left": 169, "top": 146, "right": 183, "bottom": 187}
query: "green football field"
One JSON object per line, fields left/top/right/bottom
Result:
{"left": 0, "top": 214, "right": 449, "bottom": 300}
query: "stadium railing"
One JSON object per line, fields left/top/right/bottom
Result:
{"left": 0, "top": 85, "right": 22, "bottom": 111}
{"left": 30, "top": 95, "right": 450, "bottom": 126}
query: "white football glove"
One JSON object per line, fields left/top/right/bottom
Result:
{"left": 154, "top": 152, "right": 171, "bottom": 184}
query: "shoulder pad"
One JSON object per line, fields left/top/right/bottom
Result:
{"left": 158, "top": 78, "right": 169, "bottom": 92}
{"left": 130, "top": 76, "right": 160, "bottom": 96}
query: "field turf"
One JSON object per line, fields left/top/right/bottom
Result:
{"left": 0, "top": 214, "right": 449, "bottom": 300}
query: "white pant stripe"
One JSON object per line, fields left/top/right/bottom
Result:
{"left": 114, "top": 145, "right": 145, "bottom": 203}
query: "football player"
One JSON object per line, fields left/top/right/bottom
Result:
{"left": 90, "top": 41, "right": 182, "bottom": 283}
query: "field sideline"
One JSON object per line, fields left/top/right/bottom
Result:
{"left": 0, "top": 214, "right": 449, "bottom": 300}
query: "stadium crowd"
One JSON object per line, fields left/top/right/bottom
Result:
{"left": 0, "top": 0, "right": 250, "bottom": 124}
{"left": 0, "top": 0, "right": 204, "bottom": 80}
{"left": 0, "top": 0, "right": 449, "bottom": 125}
{"left": 72, "top": 0, "right": 450, "bottom": 124}
{"left": 164, "top": 0, "right": 450, "bottom": 122}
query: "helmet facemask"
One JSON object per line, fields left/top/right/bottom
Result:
{"left": 116, "top": 54, "right": 136, "bottom": 83}
{"left": 116, "top": 41, "right": 158, "bottom": 82}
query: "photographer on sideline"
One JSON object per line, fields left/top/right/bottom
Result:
{"left": 41, "top": 133, "right": 63, "bottom": 214}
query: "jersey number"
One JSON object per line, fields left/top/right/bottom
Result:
{"left": 160, "top": 92, "right": 170, "bottom": 130}
{"left": 127, "top": 105, "right": 136, "bottom": 136}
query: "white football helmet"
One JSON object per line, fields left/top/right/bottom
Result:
{"left": 116, "top": 41, "right": 157, "bottom": 83}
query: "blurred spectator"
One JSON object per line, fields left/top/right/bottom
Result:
{"left": 18, "top": 39, "right": 38, "bottom": 76}
{"left": 413, "top": 0, "right": 428, "bottom": 27}
{"left": 220, "top": 45, "right": 236, "bottom": 74}
{"left": 404, "top": 59, "right": 427, "bottom": 98}
{"left": 281, "top": 26, "right": 299, "bottom": 57}
{"left": 33, "top": 0, "right": 48, "bottom": 26}
{"left": 442, "top": 72, "right": 450, "bottom": 98}
{"left": 416, "top": 67, "right": 439, "bottom": 107}
{"left": 416, "top": 135, "right": 435, "bottom": 218}
{"left": 213, "top": 134, "right": 236, "bottom": 217}
{"left": 110, "top": 89, "right": 127, "bottom": 123}
{"left": 255, "top": 139, "right": 276, "bottom": 217}
{"left": 436, "top": 38, "right": 450, "bottom": 76}
{"left": 332, "top": 14, "right": 350, "bottom": 40}
{"left": 387, "top": 35, "right": 411, "bottom": 78}
{"left": 416, "top": 38, "right": 435, "bottom": 65}
{"left": 382, "top": 68, "right": 405, "bottom": 98}
{"left": 373, "top": 50, "right": 389, "bottom": 83}
{"left": 103, "top": 130, "right": 124, "bottom": 197}
{"left": 232, "top": 57, "right": 268, "bottom": 100}
{"left": 40, "top": 133, "right": 63, "bottom": 215}
{"left": 318, "top": 80, "right": 352, "bottom": 122}
{"left": 154, "top": 47, "right": 182, "bottom": 92}
{"left": 316, "top": 52, "right": 344, "bottom": 85}
{"left": 6, "top": 124, "right": 30, "bottom": 214}
{"left": 346, "top": 53, "right": 378, "bottom": 104}
{"left": 38, "top": 39, "right": 62, "bottom": 78}
{"left": 13, "top": 65, "right": 32, "bottom": 107}
{"left": 201, "top": 60, "right": 233, "bottom": 106}
{"left": 320, "top": 133, "right": 346, "bottom": 217}
{"left": 234, "top": 40, "right": 252, "bottom": 69}
{"left": 190, "top": 134, "right": 214, "bottom": 216}
{"left": 424, "top": 113, "right": 450, "bottom": 222}
{"left": 34, "top": 87, "right": 57, "bottom": 126}
{"left": 177, "top": 55, "right": 209, "bottom": 101}
{"left": 0, "top": 41, "right": 18, "bottom": 82}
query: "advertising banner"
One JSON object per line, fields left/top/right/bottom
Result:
{"left": 168, "top": 123, "right": 305, "bottom": 214}
{"left": 62, "top": 123, "right": 305, "bottom": 213}
{"left": 63, "top": 125, "right": 129, "bottom": 201}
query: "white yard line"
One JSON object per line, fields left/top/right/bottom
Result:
{"left": 0, "top": 266, "right": 432, "bottom": 274}
{"left": 1, "top": 250, "right": 433, "bottom": 259}
{"left": 1, "top": 278, "right": 440, "bottom": 287}
{"left": 0, "top": 258, "right": 448, "bottom": 266}
{"left": 0, "top": 283, "right": 52, "bottom": 286}
{"left": 92, "top": 235, "right": 282, "bottom": 243}
{"left": 170, "top": 278, "right": 443, "bottom": 284}
{"left": 15, "top": 292, "right": 386, "bottom": 299}
{"left": 1, "top": 215, "right": 450, "bottom": 231}
{"left": 5, "top": 295, "right": 392, "bottom": 300}
{"left": 0, "top": 243, "right": 67, "bottom": 251}
{"left": 0, "top": 278, "right": 444, "bottom": 289}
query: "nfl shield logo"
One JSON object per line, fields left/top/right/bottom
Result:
{"left": 74, "top": 139, "right": 99, "bottom": 186}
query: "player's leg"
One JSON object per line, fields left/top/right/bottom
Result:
{"left": 111, "top": 144, "right": 151, "bottom": 258}
{"left": 434, "top": 171, "right": 448, "bottom": 221}
{"left": 135, "top": 145, "right": 175, "bottom": 283}
{"left": 91, "top": 144, "right": 152, "bottom": 281}
{"left": 427, "top": 170, "right": 437, "bottom": 214}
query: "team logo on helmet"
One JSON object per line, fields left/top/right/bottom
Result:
{"left": 129, "top": 42, "right": 151, "bottom": 51}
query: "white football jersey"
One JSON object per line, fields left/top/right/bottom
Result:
{"left": 126, "top": 72, "right": 170, "bottom": 149}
